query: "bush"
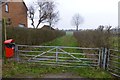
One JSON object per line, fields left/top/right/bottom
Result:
{"left": 6, "top": 27, "right": 65, "bottom": 45}
{"left": 74, "top": 30, "right": 112, "bottom": 48}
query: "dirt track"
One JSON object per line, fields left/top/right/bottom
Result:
{"left": 42, "top": 73, "right": 81, "bottom": 78}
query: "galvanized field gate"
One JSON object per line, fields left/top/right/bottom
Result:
{"left": 14, "top": 45, "right": 120, "bottom": 77}
{"left": 15, "top": 45, "right": 101, "bottom": 67}
{"left": 105, "top": 49, "right": 120, "bottom": 77}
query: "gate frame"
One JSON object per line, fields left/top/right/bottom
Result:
{"left": 105, "top": 49, "right": 120, "bottom": 78}
{"left": 15, "top": 44, "right": 101, "bottom": 67}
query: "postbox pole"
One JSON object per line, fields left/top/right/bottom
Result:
{"left": 2, "top": 18, "right": 7, "bottom": 63}
{"left": 3, "top": 18, "right": 7, "bottom": 40}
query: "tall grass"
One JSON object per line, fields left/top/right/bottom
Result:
{"left": 6, "top": 27, "right": 65, "bottom": 45}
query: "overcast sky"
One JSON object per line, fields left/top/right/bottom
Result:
{"left": 24, "top": 0, "right": 120, "bottom": 30}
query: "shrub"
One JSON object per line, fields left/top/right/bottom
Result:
{"left": 6, "top": 27, "right": 65, "bottom": 45}
{"left": 73, "top": 29, "right": 112, "bottom": 48}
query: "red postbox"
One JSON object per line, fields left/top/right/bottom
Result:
{"left": 4, "top": 39, "right": 15, "bottom": 58}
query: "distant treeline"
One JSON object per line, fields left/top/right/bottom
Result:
{"left": 6, "top": 27, "right": 66, "bottom": 45}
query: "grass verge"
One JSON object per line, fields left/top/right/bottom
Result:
{"left": 3, "top": 62, "right": 113, "bottom": 78}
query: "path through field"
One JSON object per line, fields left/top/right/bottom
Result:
{"left": 42, "top": 73, "right": 81, "bottom": 78}
{"left": 43, "top": 31, "right": 78, "bottom": 47}
{"left": 42, "top": 31, "right": 81, "bottom": 78}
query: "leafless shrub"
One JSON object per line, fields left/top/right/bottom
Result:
{"left": 6, "top": 27, "right": 65, "bottom": 45}
{"left": 74, "top": 25, "right": 112, "bottom": 48}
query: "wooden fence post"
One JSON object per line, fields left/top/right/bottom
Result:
{"left": 0, "top": 20, "right": 2, "bottom": 60}
{"left": 2, "top": 18, "right": 6, "bottom": 63}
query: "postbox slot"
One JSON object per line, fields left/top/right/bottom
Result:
{"left": 5, "top": 43, "right": 15, "bottom": 48}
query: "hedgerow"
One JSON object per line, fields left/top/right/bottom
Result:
{"left": 73, "top": 30, "right": 112, "bottom": 48}
{"left": 6, "top": 27, "right": 65, "bottom": 45}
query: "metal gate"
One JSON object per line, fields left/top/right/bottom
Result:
{"left": 106, "top": 49, "right": 120, "bottom": 77}
{"left": 15, "top": 45, "right": 101, "bottom": 67}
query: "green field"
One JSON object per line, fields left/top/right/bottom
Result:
{"left": 2, "top": 31, "right": 114, "bottom": 78}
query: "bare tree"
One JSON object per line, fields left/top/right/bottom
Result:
{"left": 46, "top": 2, "right": 59, "bottom": 27}
{"left": 98, "top": 25, "right": 104, "bottom": 31}
{"left": 47, "top": 11, "right": 59, "bottom": 27}
{"left": 97, "top": 25, "right": 112, "bottom": 48}
{"left": 71, "top": 13, "right": 84, "bottom": 31}
{"left": 28, "top": 5, "right": 36, "bottom": 28}
{"left": 28, "top": 1, "right": 59, "bottom": 29}
{"left": 105, "top": 26, "right": 112, "bottom": 33}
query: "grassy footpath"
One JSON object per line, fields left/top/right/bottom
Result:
{"left": 43, "top": 31, "right": 78, "bottom": 47}
{"left": 2, "top": 31, "right": 114, "bottom": 78}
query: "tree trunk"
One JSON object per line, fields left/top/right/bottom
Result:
{"left": 36, "top": 20, "right": 42, "bottom": 29}
{"left": 49, "top": 22, "right": 52, "bottom": 30}
{"left": 76, "top": 25, "right": 78, "bottom": 31}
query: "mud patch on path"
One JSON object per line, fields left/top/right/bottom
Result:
{"left": 42, "top": 72, "right": 82, "bottom": 78}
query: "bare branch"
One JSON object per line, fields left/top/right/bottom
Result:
{"left": 28, "top": 5, "right": 36, "bottom": 28}
{"left": 28, "top": 1, "right": 59, "bottom": 29}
